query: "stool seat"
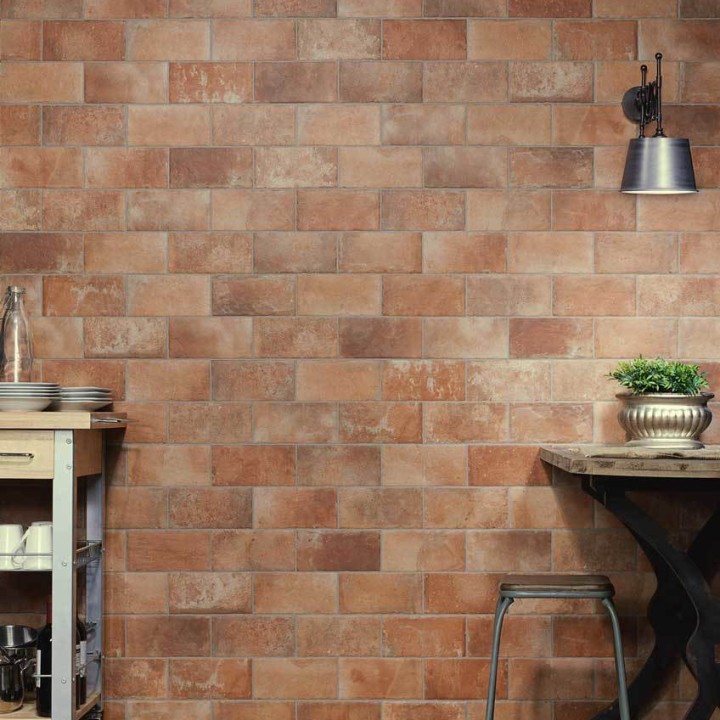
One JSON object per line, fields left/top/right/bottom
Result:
{"left": 500, "top": 574, "right": 613, "bottom": 594}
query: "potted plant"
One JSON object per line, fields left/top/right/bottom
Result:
{"left": 609, "top": 357, "right": 714, "bottom": 449}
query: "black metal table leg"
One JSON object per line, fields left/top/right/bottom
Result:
{"left": 582, "top": 480, "right": 720, "bottom": 720}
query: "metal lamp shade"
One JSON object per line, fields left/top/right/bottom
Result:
{"left": 621, "top": 136, "right": 697, "bottom": 194}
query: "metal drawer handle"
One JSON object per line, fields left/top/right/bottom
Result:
{"left": 0, "top": 452, "right": 34, "bottom": 459}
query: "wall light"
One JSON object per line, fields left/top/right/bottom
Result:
{"left": 620, "top": 52, "right": 697, "bottom": 194}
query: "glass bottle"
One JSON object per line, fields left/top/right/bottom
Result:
{"left": 1, "top": 286, "right": 33, "bottom": 382}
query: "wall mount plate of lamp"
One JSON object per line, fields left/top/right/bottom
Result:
{"left": 620, "top": 52, "right": 697, "bottom": 194}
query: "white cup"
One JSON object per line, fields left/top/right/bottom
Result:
{"left": 0, "top": 524, "right": 24, "bottom": 570}
{"left": 15, "top": 521, "right": 52, "bottom": 571}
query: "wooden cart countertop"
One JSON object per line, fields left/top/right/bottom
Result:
{"left": 0, "top": 412, "right": 127, "bottom": 430}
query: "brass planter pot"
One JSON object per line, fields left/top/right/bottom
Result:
{"left": 616, "top": 392, "right": 714, "bottom": 449}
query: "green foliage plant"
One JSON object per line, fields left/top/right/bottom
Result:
{"left": 609, "top": 357, "right": 709, "bottom": 395}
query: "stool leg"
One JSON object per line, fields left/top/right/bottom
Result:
{"left": 602, "top": 597, "right": 631, "bottom": 720}
{"left": 485, "top": 596, "right": 514, "bottom": 720}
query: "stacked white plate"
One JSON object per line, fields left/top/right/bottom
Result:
{"left": 52, "top": 387, "right": 113, "bottom": 412}
{"left": 0, "top": 383, "right": 60, "bottom": 412}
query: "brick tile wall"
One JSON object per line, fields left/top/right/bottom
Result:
{"left": 0, "top": 0, "right": 715, "bottom": 717}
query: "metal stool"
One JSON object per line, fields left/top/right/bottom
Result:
{"left": 485, "top": 574, "right": 631, "bottom": 720}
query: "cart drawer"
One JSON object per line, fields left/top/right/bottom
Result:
{"left": 0, "top": 430, "right": 54, "bottom": 479}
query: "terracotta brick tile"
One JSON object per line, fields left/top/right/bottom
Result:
{"left": 127, "top": 360, "right": 209, "bottom": 400}
{"left": 681, "top": 62, "right": 720, "bottom": 103}
{"left": 639, "top": 19, "right": 720, "bottom": 61}
{"left": 468, "top": 105, "right": 551, "bottom": 145}
{"left": 339, "top": 487, "right": 422, "bottom": 528}
{"left": 126, "top": 702, "right": 212, "bottom": 720}
{"left": 214, "top": 617, "right": 295, "bottom": 661}
{"left": 554, "top": 615, "right": 636, "bottom": 658}
{"left": 2, "top": 0, "right": 82, "bottom": 17}
{"left": 86, "top": 0, "right": 167, "bottom": 17}
{"left": 467, "top": 275, "right": 551, "bottom": 316}
{"left": 297, "top": 360, "right": 380, "bottom": 401}
{"left": 168, "top": 232, "right": 249, "bottom": 273}
{"left": 382, "top": 445, "right": 466, "bottom": 487}
{"left": 385, "top": 19, "right": 465, "bottom": 59}
{"left": 106, "top": 572, "right": 168, "bottom": 613}
{"left": 681, "top": 0, "right": 720, "bottom": 15}
{"left": 168, "top": 403, "right": 251, "bottom": 444}
{"left": 506, "top": 233, "right": 591, "bottom": 273}
{"left": 423, "top": 317, "right": 508, "bottom": 359}
{"left": 85, "top": 62, "right": 168, "bottom": 103}
{"left": 509, "top": 148, "right": 592, "bottom": 188}
{"left": 339, "top": 659, "right": 422, "bottom": 699}
{"left": 255, "top": 317, "right": 338, "bottom": 357}
{"left": 33, "top": 316, "right": 83, "bottom": 358}
{"left": 128, "top": 189, "right": 209, "bottom": 231}
{"left": 383, "top": 530, "right": 465, "bottom": 571}
{"left": 595, "top": 232, "right": 677, "bottom": 273}
{"left": 553, "top": 528, "right": 637, "bottom": 571}
{"left": 340, "top": 61, "right": 422, "bottom": 102}
{"left": 127, "top": 444, "right": 209, "bottom": 486}
{"left": 85, "top": 148, "right": 166, "bottom": 189}
{"left": 213, "top": 105, "right": 296, "bottom": 145}
{"left": 297, "top": 530, "right": 381, "bottom": 570}
{"left": 383, "top": 275, "right": 464, "bottom": 316}
{"left": 104, "top": 530, "right": 126, "bottom": 571}
{"left": 469, "top": 445, "right": 550, "bottom": 487}
{"left": 0, "top": 147, "right": 81, "bottom": 188}
{"left": 467, "top": 190, "right": 551, "bottom": 231}
{"left": 693, "top": 147, "right": 720, "bottom": 188}
{"left": 423, "top": 233, "right": 504, "bottom": 274}
{"left": 0, "top": 233, "right": 81, "bottom": 272}
{"left": 424, "top": 62, "right": 507, "bottom": 102}
{"left": 172, "top": 318, "right": 253, "bottom": 359}
{"left": 382, "top": 191, "right": 464, "bottom": 231}
{"left": 512, "top": 317, "right": 593, "bottom": 357}
{"left": 638, "top": 193, "right": 720, "bottom": 232}
{"left": 555, "top": 20, "right": 636, "bottom": 60}
{"left": 84, "top": 233, "right": 166, "bottom": 274}
{"left": 213, "top": 363, "right": 292, "bottom": 403}
{"left": 469, "top": 19, "right": 550, "bottom": 59}
{"left": 170, "top": 148, "right": 251, "bottom": 188}
{"left": 638, "top": 275, "right": 720, "bottom": 315}
{"left": 169, "top": 0, "right": 251, "bottom": 16}
{"left": 339, "top": 402, "right": 422, "bottom": 443}
{"left": 169, "top": 659, "right": 250, "bottom": 699}
{"left": 128, "top": 106, "right": 210, "bottom": 145}
{"left": 467, "top": 361, "right": 550, "bottom": 404}
{"left": 340, "top": 573, "right": 421, "bottom": 613}
{"left": 44, "top": 190, "right": 125, "bottom": 231}
{"left": 43, "top": 275, "right": 124, "bottom": 316}
{"left": 42, "top": 106, "right": 120, "bottom": 146}
{"left": 298, "top": 105, "right": 379, "bottom": 146}
{"left": 212, "top": 530, "right": 295, "bottom": 570}
{"left": 105, "top": 659, "right": 167, "bottom": 699}
{"left": 169, "top": 62, "right": 251, "bottom": 103}
{"left": 510, "top": 402, "right": 593, "bottom": 442}
{"left": 43, "top": 19, "right": 124, "bottom": 59}
{"left": 383, "top": 616, "right": 464, "bottom": 658}
{"left": 596, "top": 317, "right": 676, "bottom": 359}
{"left": 425, "top": 488, "right": 508, "bottom": 528}
{"left": 680, "top": 319, "right": 720, "bottom": 357}
{"left": 128, "top": 19, "right": 209, "bottom": 60}
{"left": 212, "top": 189, "right": 295, "bottom": 231}
{"left": 255, "top": 0, "right": 337, "bottom": 15}
{"left": 424, "top": 147, "right": 506, "bottom": 189}
{"left": 0, "top": 106, "right": 40, "bottom": 145}
{"left": 169, "top": 572, "right": 250, "bottom": 613}
{"left": 299, "top": 190, "right": 379, "bottom": 231}
{"left": 552, "top": 360, "right": 618, "bottom": 402}
{"left": 596, "top": 60, "right": 679, "bottom": 103}
{"left": 467, "top": 529, "right": 551, "bottom": 571}
{"left": 298, "top": 445, "right": 380, "bottom": 486}
{"left": 382, "top": 360, "right": 464, "bottom": 401}
{"left": 554, "top": 275, "right": 636, "bottom": 316}
{"left": 597, "top": 0, "right": 675, "bottom": 14}
{"left": 510, "top": 486, "right": 592, "bottom": 529}
{"left": 127, "top": 616, "right": 210, "bottom": 656}
{"left": 256, "top": 61, "right": 337, "bottom": 102}
{"left": 299, "top": 704, "right": 380, "bottom": 720}
{"left": 593, "top": 145, "right": 629, "bottom": 189}
{"left": 385, "top": 703, "right": 464, "bottom": 720}
{"left": 127, "top": 530, "right": 210, "bottom": 571}
{"left": 426, "top": 659, "right": 501, "bottom": 699}
{"left": 553, "top": 190, "right": 635, "bottom": 231}
{"left": 127, "top": 275, "right": 209, "bottom": 315}
{"left": 299, "top": 18, "right": 380, "bottom": 59}
{"left": 254, "top": 233, "right": 334, "bottom": 273}
{"left": 170, "top": 486, "right": 252, "bottom": 528}
{"left": 212, "top": 276, "right": 294, "bottom": 316}
{"left": 212, "top": 445, "right": 294, "bottom": 486}
{"left": 424, "top": 403, "right": 507, "bottom": 443}
{"left": 424, "top": 573, "right": 498, "bottom": 613}
{"left": 509, "top": 0, "right": 590, "bottom": 15}
{"left": 339, "top": 232, "right": 422, "bottom": 273}
{"left": 215, "top": 703, "right": 294, "bottom": 720}
{"left": 0, "top": 190, "right": 40, "bottom": 230}
{"left": 254, "top": 403, "right": 337, "bottom": 443}
{"left": 339, "top": 147, "right": 421, "bottom": 188}
{"left": 509, "top": 61, "right": 592, "bottom": 102}
{"left": 255, "top": 487, "right": 336, "bottom": 528}
{"left": 553, "top": 106, "right": 634, "bottom": 145}
{"left": 0, "top": 20, "right": 41, "bottom": 59}
{"left": 106, "top": 486, "right": 167, "bottom": 528}
{"left": 43, "top": 359, "right": 125, "bottom": 399}
{"left": 297, "top": 617, "right": 380, "bottom": 657}
{"left": 340, "top": 0, "right": 420, "bottom": 15}
{"left": 0, "top": 61, "right": 83, "bottom": 102}
{"left": 255, "top": 573, "right": 338, "bottom": 613}
{"left": 84, "top": 317, "right": 165, "bottom": 358}
{"left": 256, "top": 659, "right": 337, "bottom": 699}
{"left": 382, "top": 105, "right": 465, "bottom": 145}
{"left": 257, "top": 147, "right": 337, "bottom": 188}
{"left": 213, "top": 20, "right": 294, "bottom": 61}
